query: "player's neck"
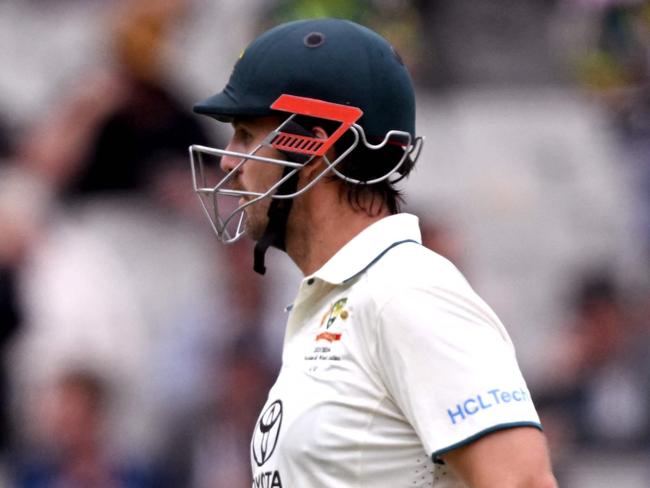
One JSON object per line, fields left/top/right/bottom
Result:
{"left": 285, "top": 184, "right": 390, "bottom": 276}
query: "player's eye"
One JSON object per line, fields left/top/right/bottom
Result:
{"left": 234, "top": 127, "right": 253, "bottom": 145}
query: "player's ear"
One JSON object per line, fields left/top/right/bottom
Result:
{"left": 302, "top": 125, "right": 336, "bottom": 178}
{"left": 311, "top": 126, "right": 328, "bottom": 140}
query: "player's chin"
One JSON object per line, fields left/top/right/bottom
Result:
{"left": 245, "top": 218, "right": 267, "bottom": 242}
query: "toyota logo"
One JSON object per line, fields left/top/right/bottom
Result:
{"left": 252, "top": 400, "right": 283, "bottom": 466}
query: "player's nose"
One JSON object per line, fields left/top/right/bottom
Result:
{"left": 219, "top": 140, "right": 240, "bottom": 174}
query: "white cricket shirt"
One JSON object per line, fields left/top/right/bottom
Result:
{"left": 250, "top": 213, "right": 541, "bottom": 488}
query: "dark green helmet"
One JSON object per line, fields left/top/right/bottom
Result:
{"left": 193, "top": 18, "right": 416, "bottom": 140}
{"left": 190, "top": 18, "right": 422, "bottom": 275}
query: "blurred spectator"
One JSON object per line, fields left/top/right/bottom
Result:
{"left": 0, "top": 114, "right": 11, "bottom": 160}
{"left": 14, "top": 369, "right": 159, "bottom": 488}
{"left": 263, "top": 0, "right": 372, "bottom": 24}
{"left": 0, "top": 166, "right": 53, "bottom": 461}
{"left": 16, "top": 0, "right": 214, "bottom": 199}
{"left": 159, "top": 334, "right": 276, "bottom": 488}
{"left": 577, "top": 1, "right": 650, "bottom": 94}
{"left": 0, "top": 245, "right": 22, "bottom": 459}
{"left": 223, "top": 241, "right": 273, "bottom": 345}
{"left": 152, "top": 234, "right": 295, "bottom": 486}
{"left": 413, "top": 0, "right": 563, "bottom": 88}
{"left": 193, "top": 336, "right": 276, "bottom": 488}
{"left": 8, "top": 0, "right": 229, "bottom": 470}
{"left": 536, "top": 271, "right": 650, "bottom": 465}
{"left": 573, "top": 1, "right": 650, "bottom": 268}
{"left": 0, "top": 261, "right": 21, "bottom": 457}
{"left": 261, "top": 0, "right": 424, "bottom": 81}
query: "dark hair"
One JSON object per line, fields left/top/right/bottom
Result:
{"left": 331, "top": 129, "right": 414, "bottom": 215}
{"left": 58, "top": 369, "right": 110, "bottom": 412}
{"left": 291, "top": 116, "right": 415, "bottom": 215}
{"left": 573, "top": 272, "right": 619, "bottom": 313}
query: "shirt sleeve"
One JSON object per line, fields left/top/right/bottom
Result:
{"left": 374, "top": 282, "right": 541, "bottom": 460}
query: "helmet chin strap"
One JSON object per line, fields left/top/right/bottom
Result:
{"left": 253, "top": 120, "right": 314, "bottom": 275}
{"left": 253, "top": 166, "right": 298, "bottom": 275}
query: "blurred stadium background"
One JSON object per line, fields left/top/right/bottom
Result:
{"left": 0, "top": 0, "right": 648, "bottom": 486}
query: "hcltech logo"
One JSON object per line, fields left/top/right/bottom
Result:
{"left": 447, "top": 387, "right": 531, "bottom": 425}
{"left": 252, "top": 400, "right": 283, "bottom": 466}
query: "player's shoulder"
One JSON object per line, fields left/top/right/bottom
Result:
{"left": 366, "top": 240, "right": 469, "bottom": 291}
{"left": 360, "top": 240, "right": 498, "bottom": 316}
{"left": 359, "top": 241, "right": 509, "bottom": 340}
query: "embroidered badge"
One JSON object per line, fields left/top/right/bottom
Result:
{"left": 315, "top": 298, "right": 349, "bottom": 343}
{"left": 320, "top": 298, "right": 348, "bottom": 329}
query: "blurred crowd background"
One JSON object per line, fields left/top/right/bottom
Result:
{"left": 0, "top": 0, "right": 649, "bottom": 486}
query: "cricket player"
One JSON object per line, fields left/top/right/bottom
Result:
{"left": 189, "top": 18, "right": 557, "bottom": 488}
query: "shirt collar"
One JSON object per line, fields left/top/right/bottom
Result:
{"left": 309, "top": 213, "right": 421, "bottom": 285}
